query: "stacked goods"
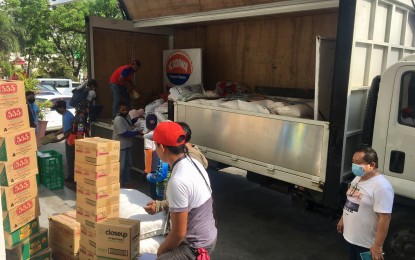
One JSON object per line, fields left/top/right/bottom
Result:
{"left": 36, "top": 150, "right": 64, "bottom": 190}
{"left": 74, "top": 137, "right": 120, "bottom": 260}
{"left": 95, "top": 218, "right": 140, "bottom": 259}
{"left": 48, "top": 210, "right": 80, "bottom": 259}
{"left": 0, "top": 80, "right": 51, "bottom": 259}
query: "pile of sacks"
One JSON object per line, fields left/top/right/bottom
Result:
{"left": 120, "top": 189, "right": 167, "bottom": 255}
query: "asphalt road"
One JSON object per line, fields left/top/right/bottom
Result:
{"left": 204, "top": 167, "right": 348, "bottom": 260}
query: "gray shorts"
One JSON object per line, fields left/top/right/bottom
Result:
{"left": 157, "top": 241, "right": 216, "bottom": 260}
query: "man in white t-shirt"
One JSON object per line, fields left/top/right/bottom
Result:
{"left": 337, "top": 147, "right": 394, "bottom": 260}
{"left": 144, "top": 122, "right": 217, "bottom": 259}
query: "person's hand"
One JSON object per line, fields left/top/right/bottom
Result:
{"left": 370, "top": 245, "right": 384, "bottom": 260}
{"left": 144, "top": 201, "right": 157, "bottom": 215}
{"left": 336, "top": 218, "right": 344, "bottom": 234}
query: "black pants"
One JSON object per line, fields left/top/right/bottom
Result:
{"left": 65, "top": 142, "right": 75, "bottom": 180}
{"left": 348, "top": 242, "right": 369, "bottom": 260}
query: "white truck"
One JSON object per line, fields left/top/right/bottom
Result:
{"left": 87, "top": 0, "right": 415, "bottom": 258}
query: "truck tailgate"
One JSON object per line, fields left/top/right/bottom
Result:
{"left": 175, "top": 101, "right": 329, "bottom": 192}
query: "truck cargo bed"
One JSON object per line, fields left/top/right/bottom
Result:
{"left": 175, "top": 101, "right": 329, "bottom": 192}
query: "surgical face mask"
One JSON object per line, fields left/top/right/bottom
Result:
{"left": 352, "top": 163, "right": 366, "bottom": 177}
{"left": 27, "top": 98, "right": 35, "bottom": 104}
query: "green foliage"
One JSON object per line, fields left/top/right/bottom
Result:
{"left": 35, "top": 99, "right": 52, "bottom": 120}
{"left": 2, "top": 0, "right": 122, "bottom": 78}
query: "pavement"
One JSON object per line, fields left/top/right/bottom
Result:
{"left": 37, "top": 141, "right": 348, "bottom": 260}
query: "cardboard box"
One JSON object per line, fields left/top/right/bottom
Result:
{"left": 76, "top": 183, "right": 120, "bottom": 208}
{"left": 79, "top": 235, "right": 96, "bottom": 260}
{"left": 50, "top": 246, "right": 79, "bottom": 260}
{"left": 49, "top": 213, "right": 81, "bottom": 254}
{"left": 0, "top": 152, "right": 38, "bottom": 186}
{"left": 96, "top": 218, "right": 140, "bottom": 260}
{"left": 80, "top": 224, "right": 96, "bottom": 242}
{"left": 29, "top": 248, "right": 52, "bottom": 260}
{"left": 4, "top": 218, "right": 40, "bottom": 249}
{"left": 3, "top": 197, "right": 41, "bottom": 232}
{"left": 5, "top": 228, "right": 49, "bottom": 260}
{"left": 0, "top": 128, "right": 37, "bottom": 161}
{"left": 75, "top": 138, "right": 120, "bottom": 165}
{"left": 76, "top": 202, "right": 119, "bottom": 228}
{"left": 0, "top": 105, "right": 30, "bottom": 135}
{"left": 74, "top": 161, "right": 120, "bottom": 187}
{"left": 2, "top": 175, "right": 38, "bottom": 211}
{"left": 0, "top": 81, "right": 26, "bottom": 109}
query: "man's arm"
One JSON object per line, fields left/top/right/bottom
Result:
{"left": 55, "top": 131, "right": 70, "bottom": 142}
{"left": 370, "top": 213, "right": 391, "bottom": 260}
{"left": 157, "top": 211, "right": 188, "bottom": 256}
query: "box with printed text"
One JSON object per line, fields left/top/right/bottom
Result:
{"left": 74, "top": 161, "right": 119, "bottom": 187}
{"left": 0, "top": 80, "right": 26, "bottom": 109}
{"left": 75, "top": 138, "right": 120, "bottom": 165}
{"left": 76, "top": 201, "right": 119, "bottom": 228}
{"left": 76, "top": 183, "right": 120, "bottom": 208}
{"left": 0, "top": 128, "right": 37, "bottom": 161}
{"left": 96, "top": 218, "right": 140, "bottom": 260}
{"left": 2, "top": 197, "right": 41, "bottom": 233}
{"left": 1, "top": 174, "right": 38, "bottom": 211}
{"left": 0, "top": 152, "right": 38, "bottom": 186}
{"left": 0, "top": 105, "right": 30, "bottom": 135}
{"left": 4, "top": 217, "right": 40, "bottom": 249}
{"left": 5, "top": 228, "right": 49, "bottom": 260}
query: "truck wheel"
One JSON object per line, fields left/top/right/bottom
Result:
{"left": 384, "top": 212, "right": 415, "bottom": 260}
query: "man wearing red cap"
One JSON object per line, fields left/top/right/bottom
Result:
{"left": 109, "top": 60, "right": 141, "bottom": 118}
{"left": 144, "top": 122, "right": 217, "bottom": 259}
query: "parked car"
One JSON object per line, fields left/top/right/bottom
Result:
{"left": 37, "top": 78, "right": 75, "bottom": 96}
{"left": 36, "top": 83, "right": 61, "bottom": 95}
{"left": 36, "top": 95, "right": 75, "bottom": 131}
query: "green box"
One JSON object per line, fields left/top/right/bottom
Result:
{"left": 41, "top": 173, "right": 64, "bottom": 190}
{"left": 37, "top": 150, "right": 63, "bottom": 176}
{"left": 4, "top": 218, "right": 40, "bottom": 249}
{"left": 6, "top": 228, "right": 49, "bottom": 260}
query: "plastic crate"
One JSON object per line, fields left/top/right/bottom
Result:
{"left": 41, "top": 173, "right": 64, "bottom": 190}
{"left": 37, "top": 150, "right": 63, "bottom": 176}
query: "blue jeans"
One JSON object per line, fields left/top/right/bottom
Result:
{"left": 120, "top": 147, "right": 132, "bottom": 185}
{"left": 110, "top": 83, "right": 130, "bottom": 118}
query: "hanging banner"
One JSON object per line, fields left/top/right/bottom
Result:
{"left": 163, "top": 48, "right": 202, "bottom": 90}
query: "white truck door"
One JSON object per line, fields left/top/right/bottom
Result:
{"left": 384, "top": 66, "right": 415, "bottom": 198}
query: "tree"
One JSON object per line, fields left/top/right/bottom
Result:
{"left": 3, "top": 0, "right": 122, "bottom": 79}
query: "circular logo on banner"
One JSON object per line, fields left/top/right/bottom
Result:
{"left": 165, "top": 51, "right": 193, "bottom": 86}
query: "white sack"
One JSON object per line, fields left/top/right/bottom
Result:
{"left": 274, "top": 102, "right": 314, "bottom": 118}
{"left": 139, "top": 236, "right": 165, "bottom": 255}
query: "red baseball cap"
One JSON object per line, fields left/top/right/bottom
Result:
{"left": 145, "top": 122, "right": 185, "bottom": 146}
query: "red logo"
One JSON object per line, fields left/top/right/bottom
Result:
{"left": 13, "top": 157, "right": 30, "bottom": 170}
{"left": 16, "top": 200, "right": 33, "bottom": 215}
{"left": 14, "top": 132, "right": 31, "bottom": 145}
{"left": 0, "top": 83, "right": 17, "bottom": 94}
{"left": 6, "top": 107, "right": 23, "bottom": 120}
{"left": 165, "top": 51, "right": 193, "bottom": 85}
{"left": 13, "top": 180, "right": 30, "bottom": 194}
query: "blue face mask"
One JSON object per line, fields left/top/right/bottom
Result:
{"left": 352, "top": 163, "right": 366, "bottom": 177}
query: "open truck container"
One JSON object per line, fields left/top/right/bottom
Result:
{"left": 87, "top": 1, "right": 415, "bottom": 258}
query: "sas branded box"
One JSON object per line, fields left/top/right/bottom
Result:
{"left": 96, "top": 218, "right": 140, "bottom": 260}
{"left": 0, "top": 105, "right": 30, "bottom": 135}
{"left": 74, "top": 161, "right": 119, "bottom": 187}
{"left": 3, "top": 197, "right": 41, "bottom": 233}
{"left": 75, "top": 138, "right": 120, "bottom": 165}
{"left": 1, "top": 175, "right": 38, "bottom": 211}
{"left": 49, "top": 212, "right": 81, "bottom": 254}
{"left": 76, "top": 183, "right": 120, "bottom": 208}
{"left": 4, "top": 218, "right": 40, "bottom": 249}
{"left": 0, "top": 152, "right": 38, "bottom": 186}
{"left": 0, "top": 128, "right": 37, "bottom": 161}
{"left": 0, "top": 81, "right": 26, "bottom": 109}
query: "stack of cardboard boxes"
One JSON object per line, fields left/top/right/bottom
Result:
{"left": 74, "top": 137, "right": 121, "bottom": 259}
{"left": 49, "top": 210, "right": 80, "bottom": 259}
{"left": 0, "top": 80, "right": 50, "bottom": 259}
